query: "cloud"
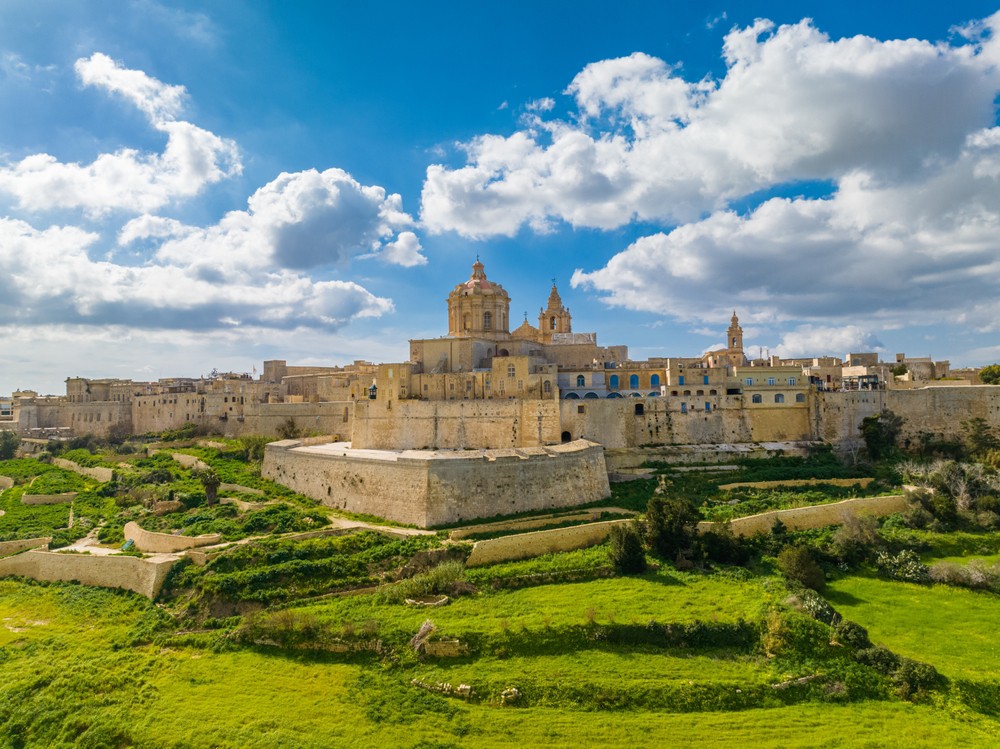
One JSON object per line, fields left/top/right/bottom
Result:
{"left": 573, "top": 123, "right": 1000, "bottom": 332}
{"left": 0, "top": 52, "right": 240, "bottom": 216}
{"left": 769, "top": 325, "right": 884, "bottom": 359}
{"left": 421, "top": 15, "right": 1000, "bottom": 236}
{"left": 0, "top": 216, "right": 393, "bottom": 331}
{"left": 124, "top": 167, "right": 424, "bottom": 271}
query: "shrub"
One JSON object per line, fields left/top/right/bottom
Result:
{"left": 832, "top": 620, "right": 872, "bottom": 650}
{"left": 777, "top": 545, "right": 826, "bottom": 591}
{"left": 376, "top": 560, "right": 466, "bottom": 603}
{"left": 894, "top": 658, "right": 941, "bottom": 699}
{"left": 608, "top": 523, "right": 646, "bottom": 574}
{"left": 832, "top": 514, "right": 880, "bottom": 564}
{"left": 0, "top": 431, "right": 21, "bottom": 460}
{"left": 855, "top": 646, "right": 901, "bottom": 675}
{"left": 874, "top": 549, "right": 930, "bottom": 584}
{"left": 696, "top": 523, "right": 751, "bottom": 566}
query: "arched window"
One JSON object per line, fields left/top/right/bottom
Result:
{"left": 775, "top": 393, "right": 785, "bottom": 403}
{"left": 543, "top": 380, "right": 551, "bottom": 394}
{"left": 576, "top": 375, "right": 586, "bottom": 387}
{"left": 650, "top": 374, "right": 660, "bottom": 387}
{"left": 463, "top": 313, "right": 470, "bottom": 331}
{"left": 609, "top": 374, "right": 619, "bottom": 389}
{"left": 752, "top": 394, "right": 762, "bottom": 404}
{"left": 584, "top": 392, "right": 599, "bottom": 399}
{"left": 483, "top": 311, "right": 492, "bottom": 330}
{"left": 683, "top": 390, "right": 691, "bottom": 396}
{"left": 696, "top": 390, "right": 704, "bottom": 396}
{"left": 795, "top": 393, "right": 805, "bottom": 403}
{"left": 550, "top": 316, "right": 556, "bottom": 330}
{"left": 629, "top": 374, "right": 639, "bottom": 389}
{"left": 564, "top": 392, "right": 580, "bottom": 399}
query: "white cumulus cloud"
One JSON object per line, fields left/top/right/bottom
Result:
{"left": 0, "top": 52, "right": 240, "bottom": 216}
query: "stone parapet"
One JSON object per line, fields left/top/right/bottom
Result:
{"left": 0, "top": 537, "right": 50, "bottom": 557}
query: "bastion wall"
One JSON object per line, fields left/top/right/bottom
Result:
{"left": 262, "top": 439, "right": 610, "bottom": 527}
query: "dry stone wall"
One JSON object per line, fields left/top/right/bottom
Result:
{"left": 0, "top": 549, "right": 177, "bottom": 598}
{"left": 123, "top": 521, "right": 223, "bottom": 553}
{"left": 466, "top": 519, "right": 628, "bottom": 566}
{"left": 0, "top": 537, "right": 50, "bottom": 557}
{"left": 52, "top": 458, "right": 114, "bottom": 483}
{"left": 21, "top": 492, "right": 77, "bottom": 505}
{"left": 699, "top": 494, "right": 909, "bottom": 537}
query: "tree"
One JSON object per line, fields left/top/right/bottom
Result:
{"left": 777, "top": 545, "right": 825, "bottom": 591}
{"left": 860, "top": 410, "right": 904, "bottom": 461}
{"left": 962, "top": 417, "right": 1000, "bottom": 458}
{"left": 608, "top": 523, "right": 647, "bottom": 574}
{"left": 196, "top": 467, "right": 221, "bottom": 505}
{"left": 980, "top": 364, "right": 1000, "bottom": 385}
{"left": 0, "top": 430, "right": 19, "bottom": 460}
{"left": 642, "top": 495, "right": 700, "bottom": 560}
{"left": 277, "top": 417, "right": 302, "bottom": 440}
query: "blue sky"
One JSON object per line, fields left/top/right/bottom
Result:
{"left": 3, "top": 1, "right": 1000, "bottom": 394}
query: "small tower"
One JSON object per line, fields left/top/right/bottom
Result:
{"left": 538, "top": 280, "right": 572, "bottom": 343}
{"left": 726, "top": 311, "right": 747, "bottom": 367}
{"left": 447, "top": 259, "right": 511, "bottom": 340}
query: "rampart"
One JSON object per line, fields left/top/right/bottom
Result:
{"left": 352, "top": 399, "right": 561, "bottom": 450}
{"left": 263, "top": 439, "right": 610, "bottom": 527}
{"left": 123, "top": 521, "right": 223, "bottom": 553}
{"left": 52, "top": 457, "right": 114, "bottom": 483}
{"left": 0, "top": 549, "right": 177, "bottom": 598}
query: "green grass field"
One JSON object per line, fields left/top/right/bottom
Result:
{"left": 825, "top": 575, "right": 1000, "bottom": 681}
{"left": 2, "top": 578, "right": 997, "bottom": 749}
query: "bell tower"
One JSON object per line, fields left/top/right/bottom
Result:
{"left": 538, "top": 280, "right": 572, "bottom": 343}
{"left": 726, "top": 311, "right": 746, "bottom": 367}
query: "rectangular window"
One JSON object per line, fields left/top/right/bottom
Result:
{"left": 678, "top": 375, "right": 685, "bottom": 385}
{"left": 680, "top": 402, "right": 687, "bottom": 414}
{"left": 577, "top": 405, "right": 585, "bottom": 414}
{"left": 703, "top": 375, "right": 709, "bottom": 385}
{"left": 705, "top": 402, "right": 711, "bottom": 413}
{"left": 744, "top": 378, "right": 753, "bottom": 386}
{"left": 767, "top": 377, "right": 776, "bottom": 386}
{"left": 788, "top": 377, "right": 796, "bottom": 386}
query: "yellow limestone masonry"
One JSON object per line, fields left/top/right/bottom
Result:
{"left": 262, "top": 438, "right": 611, "bottom": 528}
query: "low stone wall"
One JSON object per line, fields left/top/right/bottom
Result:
{"left": 52, "top": 458, "right": 114, "bottom": 483}
{"left": 717, "top": 477, "right": 875, "bottom": 491}
{"left": 465, "top": 493, "right": 911, "bottom": 566}
{"left": 0, "top": 476, "right": 14, "bottom": 490}
{"left": 449, "top": 508, "right": 635, "bottom": 540}
{"left": 219, "top": 483, "right": 265, "bottom": 497}
{"left": 466, "top": 519, "right": 629, "bottom": 567}
{"left": 123, "top": 521, "right": 223, "bottom": 554}
{"left": 0, "top": 549, "right": 177, "bottom": 598}
{"left": 170, "top": 453, "right": 210, "bottom": 471}
{"left": 604, "top": 442, "right": 817, "bottom": 472}
{"left": 700, "top": 494, "right": 909, "bottom": 537}
{"left": 22, "top": 492, "right": 77, "bottom": 505}
{"left": 0, "top": 537, "right": 50, "bottom": 557}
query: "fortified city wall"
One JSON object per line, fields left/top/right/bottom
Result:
{"left": 351, "top": 399, "right": 562, "bottom": 450}
{"left": 262, "top": 438, "right": 610, "bottom": 527}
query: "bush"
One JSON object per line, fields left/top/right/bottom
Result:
{"left": 608, "top": 523, "right": 646, "bottom": 574}
{"left": 376, "top": 560, "right": 466, "bottom": 603}
{"left": 855, "top": 646, "right": 900, "bottom": 674}
{"left": 874, "top": 549, "right": 930, "bottom": 584}
{"left": 777, "top": 545, "right": 826, "bottom": 591}
{"left": 894, "top": 658, "right": 941, "bottom": 699}
{"left": 696, "top": 523, "right": 751, "bottom": 566}
{"left": 0, "top": 431, "right": 21, "bottom": 460}
{"left": 832, "top": 514, "right": 880, "bottom": 564}
{"left": 832, "top": 620, "right": 872, "bottom": 650}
